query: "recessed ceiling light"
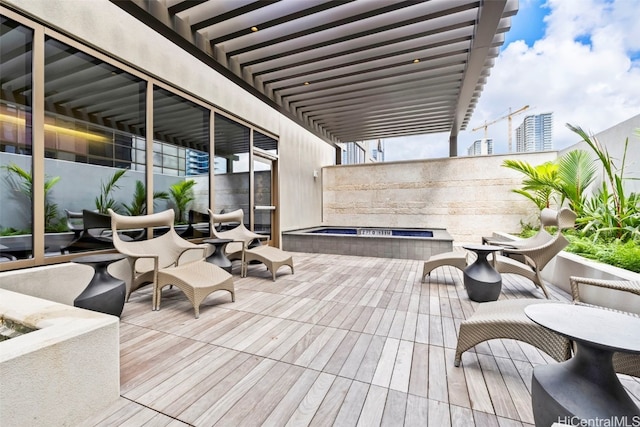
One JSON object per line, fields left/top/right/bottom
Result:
{"left": 251, "top": 26, "right": 258, "bottom": 32}
{"left": 304, "top": 81, "right": 310, "bottom": 85}
{"left": 413, "top": 59, "right": 420, "bottom": 63}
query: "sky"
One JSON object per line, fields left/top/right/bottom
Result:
{"left": 383, "top": 0, "right": 640, "bottom": 161}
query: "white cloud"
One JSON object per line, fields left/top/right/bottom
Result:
{"left": 385, "top": 0, "right": 640, "bottom": 161}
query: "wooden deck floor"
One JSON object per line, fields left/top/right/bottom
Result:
{"left": 80, "top": 251, "right": 640, "bottom": 426}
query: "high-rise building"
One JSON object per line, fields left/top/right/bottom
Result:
{"left": 467, "top": 138, "right": 493, "bottom": 156}
{"left": 341, "top": 139, "right": 384, "bottom": 164}
{"left": 186, "top": 149, "right": 209, "bottom": 176}
{"left": 515, "top": 113, "right": 553, "bottom": 152}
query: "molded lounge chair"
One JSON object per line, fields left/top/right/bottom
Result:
{"left": 109, "top": 209, "right": 234, "bottom": 318}
{"left": 422, "top": 208, "right": 576, "bottom": 299}
{"left": 493, "top": 207, "right": 576, "bottom": 299}
{"left": 208, "top": 209, "right": 294, "bottom": 281}
{"left": 484, "top": 207, "right": 557, "bottom": 250}
{"left": 422, "top": 207, "right": 558, "bottom": 281}
{"left": 454, "top": 276, "right": 640, "bottom": 377}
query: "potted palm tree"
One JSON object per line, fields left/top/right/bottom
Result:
{"left": 169, "top": 179, "right": 196, "bottom": 224}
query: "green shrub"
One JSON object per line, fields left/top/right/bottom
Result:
{"left": 565, "top": 235, "right": 640, "bottom": 273}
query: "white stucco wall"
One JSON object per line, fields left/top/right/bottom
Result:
{"left": 560, "top": 113, "right": 640, "bottom": 194}
{"left": 322, "top": 151, "right": 558, "bottom": 243}
{"left": 4, "top": 0, "right": 335, "bottom": 236}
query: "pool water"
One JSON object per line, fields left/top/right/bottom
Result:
{"left": 310, "top": 228, "right": 433, "bottom": 238}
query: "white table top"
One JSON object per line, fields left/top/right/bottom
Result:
{"left": 526, "top": 303, "right": 640, "bottom": 354}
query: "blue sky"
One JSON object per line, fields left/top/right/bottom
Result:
{"left": 384, "top": 0, "right": 640, "bottom": 161}
{"left": 503, "top": 0, "right": 548, "bottom": 47}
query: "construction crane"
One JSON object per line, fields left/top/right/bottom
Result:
{"left": 471, "top": 105, "right": 530, "bottom": 152}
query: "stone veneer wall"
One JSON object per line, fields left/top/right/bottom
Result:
{"left": 322, "top": 151, "right": 558, "bottom": 243}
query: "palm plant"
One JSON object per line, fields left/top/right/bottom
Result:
{"left": 95, "top": 169, "right": 127, "bottom": 214}
{"left": 555, "top": 149, "right": 597, "bottom": 217}
{"left": 504, "top": 149, "right": 598, "bottom": 216}
{"left": 502, "top": 159, "right": 559, "bottom": 209}
{"left": 567, "top": 124, "right": 639, "bottom": 240}
{"left": 122, "top": 180, "right": 170, "bottom": 216}
{"left": 3, "top": 163, "right": 63, "bottom": 232}
{"left": 169, "top": 179, "right": 196, "bottom": 224}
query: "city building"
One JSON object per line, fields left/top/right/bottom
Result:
{"left": 467, "top": 138, "right": 493, "bottom": 156}
{"left": 515, "top": 112, "right": 553, "bottom": 152}
{"left": 340, "top": 139, "right": 384, "bottom": 164}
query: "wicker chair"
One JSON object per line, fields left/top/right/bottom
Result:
{"left": 454, "top": 299, "right": 572, "bottom": 366}
{"left": 421, "top": 207, "right": 562, "bottom": 283}
{"left": 109, "top": 209, "right": 234, "bottom": 318}
{"left": 493, "top": 207, "right": 577, "bottom": 298}
{"left": 484, "top": 207, "right": 557, "bottom": 250}
{"left": 208, "top": 209, "right": 294, "bottom": 281}
{"left": 454, "top": 277, "right": 640, "bottom": 377}
{"left": 570, "top": 276, "right": 640, "bottom": 377}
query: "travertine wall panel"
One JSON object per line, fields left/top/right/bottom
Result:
{"left": 323, "top": 152, "right": 558, "bottom": 243}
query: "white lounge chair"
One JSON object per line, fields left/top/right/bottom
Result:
{"left": 208, "top": 209, "right": 294, "bottom": 281}
{"left": 109, "top": 209, "right": 234, "bottom": 318}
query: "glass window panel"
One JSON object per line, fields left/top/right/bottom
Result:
{"left": 1, "top": 16, "right": 33, "bottom": 260}
{"left": 43, "top": 36, "right": 146, "bottom": 255}
{"left": 153, "top": 87, "right": 209, "bottom": 233}
{"left": 254, "top": 131, "right": 277, "bottom": 155}
{"left": 253, "top": 157, "right": 272, "bottom": 238}
{"left": 214, "top": 113, "right": 250, "bottom": 226}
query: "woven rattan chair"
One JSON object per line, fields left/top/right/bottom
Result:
{"left": 208, "top": 209, "right": 294, "bottom": 280}
{"left": 454, "top": 299, "right": 572, "bottom": 366}
{"left": 454, "top": 277, "right": 640, "bottom": 377}
{"left": 570, "top": 276, "right": 640, "bottom": 377}
{"left": 109, "top": 209, "right": 234, "bottom": 318}
{"left": 484, "top": 207, "right": 557, "bottom": 250}
{"left": 422, "top": 207, "right": 562, "bottom": 282}
{"left": 494, "top": 207, "right": 576, "bottom": 298}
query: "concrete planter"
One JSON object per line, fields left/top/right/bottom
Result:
{"left": 0, "top": 264, "right": 123, "bottom": 426}
{"left": 490, "top": 232, "right": 640, "bottom": 311}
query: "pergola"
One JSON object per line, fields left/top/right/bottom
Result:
{"left": 111, "top": 0, "right": 517, "bottom": 156}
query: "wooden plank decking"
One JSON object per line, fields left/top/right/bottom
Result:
{"left": 79, "top": 251, "right": 640, "bottom": 426}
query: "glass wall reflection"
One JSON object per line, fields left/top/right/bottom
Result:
{"left": 43, "top": 37, "right": 146, "bottom": 254}
{"left": 153, "top": 86, "right": 210, "bottom": 237}
{"left": 214, "top": 113, "right": 250, "bottom": 227}
{"left": 0, "top": 16, "right": 33, "bottom": 261}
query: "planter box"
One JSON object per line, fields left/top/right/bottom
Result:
{"left": 0, "top": 289, "right": 119, "bottom": 427}
{"left": 489, "top": 232, "right": 640, "bottom": 313}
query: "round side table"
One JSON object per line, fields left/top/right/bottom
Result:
{"left": 203, "top": 238, "right": 233, "bottom": 273}
{"left": 462, "top": 244, "right": 503, "bottom": 302}
{"left": 526, "top": 304, "right": 640, "bottom": 426}
{"left": 73, "top": 253, "right": 126, "bottom": 317}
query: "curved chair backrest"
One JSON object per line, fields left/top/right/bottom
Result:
{"left": 507, "top": 208, "right": 557, "bottom": 250}
{"left": 65, "top": 209, "right": 84, "bottom": 233}
{"left": 83, "top": 209, "right": 112, "bottom": 231}
{"left": 109, "top": 208, "right": 174, "bottom": 231}
{"left": 109, "top": 209, "right": 186, "bottom": 270}
{"left": 208, "top": 208, "right": 260, "bottom": 245}
{"left": 557, "top": 207, "right": 577, "bottom": 231}
{"left": 527, "top": 207, "right": 576, "bottom": 271}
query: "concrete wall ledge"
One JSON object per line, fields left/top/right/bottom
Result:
{"left": 489, "top": 232, "right": 640, "bottom": 313}
{"left": 0, "top": 289, "right": 120, "bottom": 427}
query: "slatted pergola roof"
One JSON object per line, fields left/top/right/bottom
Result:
{"left": 112, "top": 0, "right": 518, "bottom": 155}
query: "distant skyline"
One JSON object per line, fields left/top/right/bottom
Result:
{"left": 383, "top": 0, "right": 640, "bottom": 161}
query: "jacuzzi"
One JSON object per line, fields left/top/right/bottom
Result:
{"left": 282, "top": 226, "right": 453, "bottom": 260}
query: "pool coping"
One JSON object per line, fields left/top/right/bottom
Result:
{"left": 282, "top": 226, "right": 453, "bottom": 260}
